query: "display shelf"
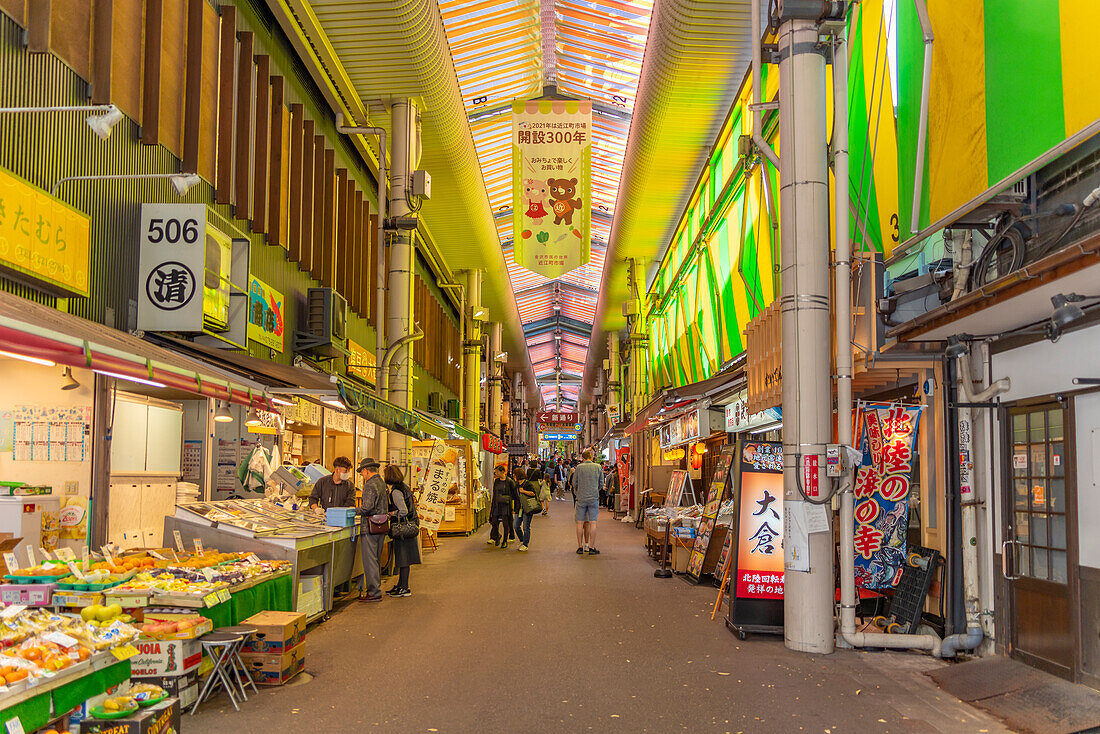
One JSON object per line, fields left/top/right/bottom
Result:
{"left": 0, "top": 652, "right": 127, "bottom": 714}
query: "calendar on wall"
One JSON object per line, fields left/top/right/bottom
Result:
{"left": 10, "top": 406, "right": 91, "bottom": 462}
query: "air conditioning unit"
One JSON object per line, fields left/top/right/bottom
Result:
{"left": 294, "top": 287, "right": 348, "bottom": 359}
{"left": 446, "top": 399, "right": 460, "bottom": 421}
{"left": 427, "top": 391, "right": 444, "bottom": 415}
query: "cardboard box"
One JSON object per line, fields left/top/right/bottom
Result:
{"left": 239, "top": 643, "right": 304, "bottom": 685}
{"left": 81, "top": 697, "right": 181, "bottom": 734}
{"left": 129, "top": 638, "right": 202, "bottom": 677}
{"left": 671, "top": 543, "right": 691, "bottom": 574}
{"left": 132, "top": 671, "right": 199, "bottom": 709}
{"left": 0, "top": 535, "right": 23, "bottom": 576}
{"left": 52, "top": 590, "right": 104, "bottom": 608}
{"left": 240, "top": 610, "right": 306, "bottom": 653}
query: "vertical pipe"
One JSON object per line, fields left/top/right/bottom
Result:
{"left": 387, "top": 100, "right": 417, "bottom": 467}
{"left": 779, "top": 17, "right": 834, "bottom": 654}
{"left": 752, "top": 0, "right": 781, "bottom": 170}
{"left": 464, "top": 269, "right": 483, "bottom": 434}
{"left": 489, "top": 322, "right": 502, "bottom": 437}
{"left": 608, "top": 332, "right": 621, "bottom": 420}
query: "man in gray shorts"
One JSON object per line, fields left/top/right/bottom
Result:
{"left": 571, "top": 448, "right": 604, "bottom": 555}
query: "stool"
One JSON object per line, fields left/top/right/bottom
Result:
{"left": 215, "top": 625, "right": 259, "bottom": 700}
{"left": 191, "top": 631, "right": 244, "bottom": 714}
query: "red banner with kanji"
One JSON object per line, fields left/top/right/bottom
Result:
{"left": 853, "top": 404, "right": 923, "bottom": 589}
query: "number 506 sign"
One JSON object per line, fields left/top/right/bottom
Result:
{"left": 137, "top": 204, "right": 207, "bottom": 332}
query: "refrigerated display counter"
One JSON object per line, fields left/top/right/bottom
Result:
{"left": 162, "top": 499, "right": 363, "bottom": 620}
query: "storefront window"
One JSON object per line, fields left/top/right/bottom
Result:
{"left": 1010, "top": 406, "right": 1068, "bottom": 583}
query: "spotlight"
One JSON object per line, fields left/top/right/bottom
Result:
{"left": 86, "top": 105, "right": 124, "bottom": 140}
{"left": 663, "top": 392, "right": 680, "bottom": 408}
{"left": 245, "top": 408, "right": 262, "bottom": 426}
{"left": 61, "top": 366, "right": 80, "bottom": 391}
{"left": 214, "top": 401, "right": 234, "bottom": 423}
{"left": 944, "top": 334, "right": 970, "bottom": 359}
{"left": 171, "top": 173, "right": 201, "bottom": 197}
{"left": 1050, "top": 293, "right": 1085, "bottom": 329}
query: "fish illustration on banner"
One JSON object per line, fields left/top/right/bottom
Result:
{"left": 853, "top": 404, "right": 923, "bottom": 589}
{"left": 511, "top": 99, "right": 592, "bottom": 278}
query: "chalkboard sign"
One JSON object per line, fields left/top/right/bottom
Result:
{"left": 726, "top": 439, "right": 785, "bottom": 640}
{"left": 686, "top": 449, "right": 734, "bottom": 581}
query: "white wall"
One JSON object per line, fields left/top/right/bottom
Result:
{"left": 1074, "top": 392, "right": 1100, "bottom": 569}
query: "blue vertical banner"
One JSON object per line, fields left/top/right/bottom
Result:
{"left": 853, "top": 404, "right": 924, "bottom": 589}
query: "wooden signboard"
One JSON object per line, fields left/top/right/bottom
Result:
{"left": 687, "top": 449, "right": 734, "bottom": 581}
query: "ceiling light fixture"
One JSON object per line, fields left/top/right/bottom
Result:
{"left": 213, "top": 401, "right": 234, "bottom": 423}
{"left": 0, "top": 349, "right": 56, "bottom": 367}
{"left": 61, "top": 366, "right": 80, "bottom": 391}
{"left": 245, "top": 408, "right": 262, "bottom": 426}
{"left": 171, "top": 173, "right": 201, "bottom": 196}
{"left": 268, "top": 396, "right": 295, "bottom": 407}
{"left": 93, "top": 369, "right": 166, "bottom": 389}
{"left": 86, "top": 104, "right": 124, "bottom": 139}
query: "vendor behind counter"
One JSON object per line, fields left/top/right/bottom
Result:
{"left": 308, "top": 456, "right": 356, "bottom": 512}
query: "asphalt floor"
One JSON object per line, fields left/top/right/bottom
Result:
{"left": 191, "top": 502, "right": 1013, "bottom": 733}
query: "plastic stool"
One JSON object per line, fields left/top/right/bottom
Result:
{"left": 215, "top": 625, "right": 259, "bottom": 700}
{"left": 191, "top": 631, "right": 244, "bottom": 714}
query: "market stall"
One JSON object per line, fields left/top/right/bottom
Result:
{"left": 410, "top": 439, "right": 485, "bottom": 536}
{"left": 163, "top": 498, "right": 362, "bottom": 621}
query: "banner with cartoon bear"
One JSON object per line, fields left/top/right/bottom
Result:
{"left": 511, "top": 99, "right": 592, "bottom": 278}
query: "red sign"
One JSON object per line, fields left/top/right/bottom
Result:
{"left": 802, "top": 454, "right": 819, "bottom": 498}
{"left": 481, "top": 434, "right": 504, "bottom": 454}
{"left": 536, "top": 411, "right": 577, "bottom": 424}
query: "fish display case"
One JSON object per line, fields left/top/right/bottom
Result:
{"left": 162, "top": 499, "right": 363, "bottom": 621}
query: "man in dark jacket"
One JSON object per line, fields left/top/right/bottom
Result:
{"left": 308, "top": 456, "right": 355, "bottom": 512}
{"left": 356, "top": 457, "right": 389, "bottom": 602}
{"left": 488, "top": 464, "right": 518, "bottom": 548}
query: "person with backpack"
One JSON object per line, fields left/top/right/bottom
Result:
{"left": 488, "top": 464, "right": 518, "bottom": 548}
{"left": 512, "top": 467, "right": 540, "bottom": 551}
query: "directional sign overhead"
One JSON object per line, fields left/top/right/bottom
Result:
{"left": 542, "top": 432, "right": 578, "bottom": 441}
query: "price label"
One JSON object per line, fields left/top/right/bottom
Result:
{"left": 173, "top": 531, "right": 184, "bottom": 553}
{"left": 5, "top": 716, "right": 26, "bottom": 734}
{"left": 149, "top": 550, "right": 168, "bottom": 561}
{"left": 100, "top": 545, "right": 116, "bottom": 565}
{"left": 110, "top": 643, "right": 138, "bottom": 661}
{"left": 219, "top": 588, "right": 231, "bottom": 603}
{"left": 200, "top": 567, "right": 214, "bottom": 581}
{"left": 81, "top": 546, "right": 89, "bottom": 567}
{"left": 38, "top": 547, "right": 53, "bottom": 561}
{"left": 202, "top": 591, "right": 221, "bottom": 608}
{"left": 66, "top": 561, "right": 85, "bottom": 580}
{"left": 44, "top": 631, "right": 78, "bottom": 649}
{"left": 246, "top": 554, "right": 260, "bottom": 564}
{"left": 193, "top": 538, "right": 204, "bottom": 555}
{"left": 23, "top": 545, "right": 35, "bottom": 567}
{"left": 1, "top": 605, "right": 26, "bottom": 619}
{"left": 2, "top": 553, "right": 18, "bottom": 573}
{"left": 54, "top": 548, "right": 75, "bottom": 562}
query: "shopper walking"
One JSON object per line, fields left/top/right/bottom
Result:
{"left": 384, "top": 465, "right": 419, "bottom": 597}
{"left": 488, "top": 464, "right": 517, "bottom": 548}
{"left": 512, "top": 467, "right": 539, "bottom": 551}
{"left": 538, "top": 466, "right": 552, "bottom": 515}
{"left": 572, "top": 449, "right": 604, "bottom": 555}
{"left": 355, "top": 458, "right": 389, "bottom": 602}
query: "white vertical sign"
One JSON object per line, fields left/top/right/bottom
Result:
{"left": 137, "top": 203, "right": 207, "bottom": 331}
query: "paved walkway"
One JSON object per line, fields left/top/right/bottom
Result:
{"left": 193, "top": 503, "right": 1012, "bottom": 733}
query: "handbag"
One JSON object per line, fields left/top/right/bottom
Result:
{"left": 390, "top": 514, "right": 419, "bottom": 539}
{"left": 367, "top": 514, "right": 390, "bottom": 535}
{"left": 520, "top": 482, "right": 541, "bottom": 515}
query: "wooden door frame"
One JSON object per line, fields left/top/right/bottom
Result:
{"left": 999, "top": 396, "right": 1082, "bottom": 681}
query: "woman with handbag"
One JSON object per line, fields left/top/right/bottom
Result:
{"left": 513, "top": 467, "right": 540, "bottom": 552}
{"left": 488, "top": 464, "right": 517, "bottom": 548}
{"left": 383, "top": 464, "right": 420, "bottom": 597}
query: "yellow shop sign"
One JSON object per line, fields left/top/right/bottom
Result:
{"left": 347, "top": 339, "right": 377, "bottom": 384}
{"left": 0, "top": 166, "right": 90, "bottom": 297}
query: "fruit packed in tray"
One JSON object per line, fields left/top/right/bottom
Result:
{"left": 162, "top": 557, "right": 290, "bottom": 585}
{"left": 109, "top": 572, "right": 229, "bottom": 597}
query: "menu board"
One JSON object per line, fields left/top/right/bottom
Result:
{"left": 686, "top": 451, "right": 734, "bottom": 579}
{"left": 663, "top": 470, "right": 689, "bottom": 508}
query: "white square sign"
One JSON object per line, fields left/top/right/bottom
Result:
{"left": 137, "top": 203, "right": 207, "bottom": 332}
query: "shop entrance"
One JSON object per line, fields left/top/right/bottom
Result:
{"left": 1003, "top": 402, "right": 1076, "bottom": 678}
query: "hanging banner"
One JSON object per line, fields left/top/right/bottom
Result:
{"left": 417, "top": 440, "right": 456, "bottom": 531}
{"left": 247, "top": 275, "right": 285, "bottom": 352}
{"left": 512, "top": 100, "right": 592, "bottom": 278}
{"left": 853, "top": 404, "right": 924, "bottom": 589}
{"left": 615, "top": 447, "right": 631, "bottom": 508}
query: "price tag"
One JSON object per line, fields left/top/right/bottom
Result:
{"left": 38, "top": 547, "right": 53, "bottom": 561}
{"left": 149, "top": 550, "right": 167, "bottom": 561}
{"left": 5, "top": 716, "right": 26, "bottom": 734}
{"left": 110, "top": 643, "right": 138, "bottom": 661}
{"left": 202, "top": 591, "right": 220, "bottom": 608}
{"left": 200, "top": 567, "right": 214, "bottom": 581}
{"left": 23, "top": 545, "right": 35, "bottom": 568}
{"left": 81, "top": 546, "right": 89, "bottom": 567}
{"left": 219, "top": 588, "right": 231, "bottom": 603}
{"left": 100, "top": 545, "right": 116, "bottom": 565}
{"left": 44, "top": 631, "right": 78, "bottom": 649}
{"left": 66, "top": 561, "right": 85, "bottom": 580}
{"left": 173, "top": 531, "right": 184, "bottom": 553}
{"left": 3, "top": 553, "right": 18, "bottom": 573}
{"left": 246, "top": 554, "right": 260, "bottom": 564}
{"left": 54, "top": 548, "right": 75, "bottom": 562}
{"left": 193, "top": 538, "right": 204, "bottom": 555}
{"left": 1, "top": 605, "right": 26, "bottom": 619}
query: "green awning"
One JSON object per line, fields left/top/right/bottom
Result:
{"left": 337, "top": 380, "right": 424, "bottom": 439}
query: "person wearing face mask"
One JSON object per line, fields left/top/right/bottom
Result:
{"left": 308, "top": 456, "right": 355, "bottom": 513}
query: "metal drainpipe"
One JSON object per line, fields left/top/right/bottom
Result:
{"left": 942, "top": 345, "right": 1009, "bottom": 656}
{"left": 463, "top": 269, "right": 483, "bottom": 435}
{"left": 752, "top": 0, "right": 781, "bottom": 170}
{"left": 380, "top": 329, "right": 425, "bottom": 402}
{"left": 489, "top": 322, "right": 503, "bottom": 437}
{"left": 608, "top": 332, "right": 621, "bottom": 420}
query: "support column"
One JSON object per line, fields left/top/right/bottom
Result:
{"left": 778, "top": 17, "right": 834, "bottom": 654}
{"left": 488, "top": 322, "right": 503, "bottom": 437}
{"left": 608, "top": 332, "right": 621, "bottom": 424}
{"left": 463, "top": 269, "right": 483, "bottom": 434}
{"left": 385, "top": 99, "right": 419, "bottom": 466}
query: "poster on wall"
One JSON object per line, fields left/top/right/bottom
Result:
{"left": 615, "top": 447, "right": 631, "bottom": 509}
{"left": 247, "top": 276, "right": 285, "bottom": 352}
{"left": 687, "top": 450, "right": 733, "bottom": 580}
{"left": 727, "top": 440, "right": 785, "bottom": 636}
{"left": 511, "top": 100, "right": 592, "bottom": 278}
{"left": 418, "top": 440, "right": 456, "bottom": 531}
{"left": 11, "top": 406, "right": 90, "bottom": 462}
{"left": 853, "top": 403, "right": 923, "bottom": 589}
